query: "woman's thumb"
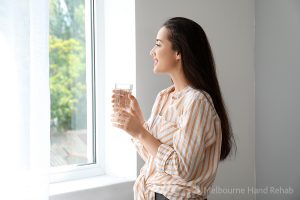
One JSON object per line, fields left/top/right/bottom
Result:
{"left": 129, "top": 94, "right": 136, "bottom": 101}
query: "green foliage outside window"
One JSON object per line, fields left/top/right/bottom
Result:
{"left": 49, "top": 0, "right": 86, "bottom": 133}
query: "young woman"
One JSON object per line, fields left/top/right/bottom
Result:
{"left": 111, "top": 17, "right": 236, "bottom": 200}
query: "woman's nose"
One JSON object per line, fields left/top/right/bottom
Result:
{"left": 149, "top": 47, "right": 155, "bottom": 57}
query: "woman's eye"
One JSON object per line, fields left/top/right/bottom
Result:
{"left": 155, "top": 43, "right": 161, "bottom": 47}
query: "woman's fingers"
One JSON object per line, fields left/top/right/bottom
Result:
{"left": 111, "top": 111, "right": 128, "bottom": 118}
{"left": 111, "top": 117, "right": 127, "bottom": 124}
{"left": 111, "top": 108, "right": 130, "bottom": 118}
{"left": 128, "top": 94, "right": 136, "bottom": 101}
{"left": 111, "top": 111, "right": 130, "bottom": 127}
{"left": 112, "top": 107, "right": 124, "bottom": 113}
{"left": 111, "top": 92, "right": 143, "bottom": 134}
{"left": 111, "top": 93, "right": 125, "bottom": 98}
{"left": 111, "top": 94, "right": 124, "bottom": 101}
{"left": 112, "top": 89, "right": 130, "bottom": 95}
{"left": 112, "top": 89, "right": 120, "bottom": 94}
{"left": 111, "top": 122, "right": 128, "bottom": 130}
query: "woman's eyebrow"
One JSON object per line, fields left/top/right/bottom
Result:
{"left": 156, "top": 39, "right": 163, "bottom": 42}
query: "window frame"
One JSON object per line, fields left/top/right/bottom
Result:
{"left": 50, "top": 0, "right": 105, "bottom": 183}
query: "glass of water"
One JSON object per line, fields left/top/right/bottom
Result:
{"left": 114, "top": 83, "right": 133, "bottom": 110}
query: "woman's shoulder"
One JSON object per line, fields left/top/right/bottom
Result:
{"left": 183, "top": 86, "right": 210, "bottom": 102}
{"left": 157, "top": 84, "right": 212, "bottom": 103}
{"left": 158, "top": 85, "right": 175, "bottom": 96}
{"left": 183, "top": 86, "right": 217, "bottom": 115}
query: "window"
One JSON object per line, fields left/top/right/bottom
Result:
{"left": 49, "top": 0, "right": 102, "bottom": 182}
{"left": 48, "top": 0, "right": 137, "bottom": 187}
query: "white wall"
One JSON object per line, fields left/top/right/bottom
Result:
{"left": 255, "top": 0, "right": 300, "bottom": 199}
{"left": 136, "top": 0, "right": 255, "bottom": 199}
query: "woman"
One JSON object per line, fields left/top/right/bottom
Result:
{"left": 111, "top": 17, "right": 236, "bottom": 200}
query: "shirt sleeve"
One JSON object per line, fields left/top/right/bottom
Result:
{"left": 154, "top": 97, "right": 218, "bottom": 181}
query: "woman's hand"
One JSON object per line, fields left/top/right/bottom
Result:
{"left": 111, "top": 92, "right": 146, "bottom": 138}
{"left": 111, "top": 91, "right": 161, "bottom": 157}
{"left": 128, "top": 94, "right": 145, "bottom": 125}
{"left": 111, "top": 107, "right": 145, "bottom": 138}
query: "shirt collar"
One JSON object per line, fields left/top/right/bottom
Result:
{"left": 159, "top": 84, "right": 192, "bottom": 99}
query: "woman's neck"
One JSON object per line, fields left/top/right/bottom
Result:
{"left": 170, "top": 73, "right": 189, "bottom": 93}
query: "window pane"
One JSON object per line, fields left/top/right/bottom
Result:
{"left": 49, "top": 0, "right": 94, "bottom": 167}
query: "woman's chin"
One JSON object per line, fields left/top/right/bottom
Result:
{"left": 153, "top": 65, "right": 164, "bottom": 74}
{"left": 153, "top": 65, "right": 159, "bottom": 73}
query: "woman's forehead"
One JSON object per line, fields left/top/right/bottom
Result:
{"left": 156, "top": 26, "right": 169, "bottom": 41}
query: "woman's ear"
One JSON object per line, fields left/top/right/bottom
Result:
{"left": 176, "top": 51, "right": 181, "bottom": 60}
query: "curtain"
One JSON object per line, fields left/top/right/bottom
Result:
{"left": 0, "top": 0, "right": 50, "bottom": 199}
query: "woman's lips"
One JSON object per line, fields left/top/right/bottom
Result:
{"left": 154, "top": 59, "right": 158, "bottom": 65}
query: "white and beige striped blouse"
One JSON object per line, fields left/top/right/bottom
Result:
{"left": 132, "top": 84, "right": 222, "bottom": 200}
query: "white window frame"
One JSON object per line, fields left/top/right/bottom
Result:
{"left": 50, "top": 0, "right": 105, "bottom": 183}
{"left": 50, "top": 0, "right": 137, "bottom": 188}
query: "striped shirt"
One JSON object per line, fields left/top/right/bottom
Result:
{"left": 132, "top": 85, "right": 222, "bottom": 200}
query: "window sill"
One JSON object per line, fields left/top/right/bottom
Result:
{"left": 50, "top": 175, "right": 135, "bottom": 196}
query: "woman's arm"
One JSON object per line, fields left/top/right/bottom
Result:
{"left": 153, "top": 98, "right": 218, "bottom": 182}
{"left": 136, "top": 126, "right": 161, "bottom": 157}
{"left": 111, "top": 92, "right": 162, "bottom": 160}
{"left": 131, "top": 121, "right": 154, "bottom": 162}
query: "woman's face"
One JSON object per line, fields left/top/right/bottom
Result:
{"left": 150, "top": 26, "right": 180, "bottom": 74}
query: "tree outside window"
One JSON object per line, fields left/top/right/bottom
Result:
{"left": 49, "top": 0, "right": 89, "bottom": 167}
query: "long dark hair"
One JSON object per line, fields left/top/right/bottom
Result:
{"left": 163, "top": 17, "right": 236, "bottom": 161}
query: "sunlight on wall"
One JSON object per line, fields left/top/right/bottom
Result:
{"left": 0, "top": 33, "right": 22, "bottom": 168}
{"left": 0, "top": 31, "right": 32, "bottom": 200}
{"left": 104, "top": 0, "right": 137, "bottom": 179}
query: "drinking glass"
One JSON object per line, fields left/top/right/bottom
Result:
{"left": 114, "top": 83, "right": 133, "bottom": 110}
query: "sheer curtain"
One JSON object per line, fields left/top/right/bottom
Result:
{"left": 0, "top": 0, "right": 50, "bottom": 199}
